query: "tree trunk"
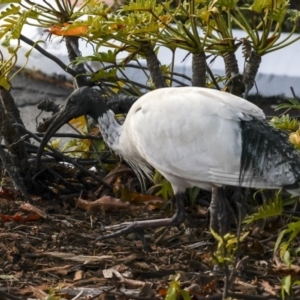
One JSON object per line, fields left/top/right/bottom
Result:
{"left": 243, "top": 50, "right": 261, "bottom": 98}
{"left": 0, "top": 93, "right": 28, "bottom": 169}
{"left": 144, "top": 46, "right": 167, "bottom": 89}
{"left": 65, "top": 36, "right": 90, "bottom": 87}
{"left": 191, "top": 52, "right": 207, "bottom": 87}
{"left": 222, "top": 51, "right": 245, "bottom": 97}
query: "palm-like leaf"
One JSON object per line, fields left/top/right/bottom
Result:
{"left": 243, "top": 193, "right": 283, "bottom": 224}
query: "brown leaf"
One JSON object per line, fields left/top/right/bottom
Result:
{"left": 1, "top": 213, "right": 22, "bottom": 222}
{"left": 259, "top": 280, "right": 277, "bottom": 296}
{"left": 131, "top": 193, "right": 164, "bottom": 205}
{"left": 76, "top": 195, "right": 138, "bottom": 214}
{"left": 104, "top": 163, "right": 135, "bottom": 185}
{"left": 29, "top": 286, "right": 47, "bottom": 299}
{"left": 43, "top": 252, "right": 114, "bottom": 262}
{"left": 41, "top": 265, "right": 72, "bottom": 276}
{"left": 20, "top": 203, "right": 48, "bottom": 219}
{"left": 0, "top": 188, "right": 15, "bottom": 201}
{"left": 272, "top": 256, "right": 300, "bottom": 274}
{"left": 74, "top": 270, "right": 83, "bottom": 281}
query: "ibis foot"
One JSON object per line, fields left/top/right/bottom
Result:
{"left": 95, "top": 193, "right": 185, "bottom": 242}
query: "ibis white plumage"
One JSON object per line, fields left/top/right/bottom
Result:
{"left": 36, "top": 86, "right": 300, "bottom": 236}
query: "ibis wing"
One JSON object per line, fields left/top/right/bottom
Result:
{"left": 121, "top": 87, "right": 271, "bottom": 191}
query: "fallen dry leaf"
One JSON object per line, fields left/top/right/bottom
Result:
{"left": 104, "top": 163, "right": 135, "bottom": 185}
{"left": 76, "top": 195, "right": 139, "bottom": 213}
{"left": 43, "top": 252, "right": 115, "bottom": 263}
{"left": 74, "top": 270, "right": 83, "bottom": 281}
{"left": 20, "top": 203, "right": 48, "bottom": 219}
{"left": 41, "top": 265, "right": 72, "bottom": 276}
{"left": 259, "top": 280, "right": 277, "bottom": 296}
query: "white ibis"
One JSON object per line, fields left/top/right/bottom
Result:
{"left": 36, "top": 87, "right": 300, "bottom": 236}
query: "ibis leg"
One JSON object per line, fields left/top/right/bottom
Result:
{"left": 210, "top": 187, "right": 229, "bottom": 235}
{"left": 95, "top": 193, "right": 185, "bottom": 241}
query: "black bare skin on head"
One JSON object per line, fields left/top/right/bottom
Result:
{"left": 66, "top": 87, "right": 109, "bottom": 122}
{"left": 35, "top": 87, "right": 109, "bottom": 168}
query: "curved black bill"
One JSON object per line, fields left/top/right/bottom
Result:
{"left": 35, "top": 109, "right": 79, "bottom": 168}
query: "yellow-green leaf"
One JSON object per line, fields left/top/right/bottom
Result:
{"left": 281, "top": 275, "right": 291, "bottom": 299}
{"left": 0, "top": 77, "right": 11, "bottom": 90}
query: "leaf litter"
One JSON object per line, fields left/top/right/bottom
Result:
{"left": 1, "top": 181, "right": 299, "bottom": 300}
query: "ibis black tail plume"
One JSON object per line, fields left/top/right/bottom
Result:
{"left": 239, "top": 118, "right": 300, "bottom": 190}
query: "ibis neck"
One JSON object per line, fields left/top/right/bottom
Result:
{"left": 97, "top": 110, "right": 122, "bottom": 150}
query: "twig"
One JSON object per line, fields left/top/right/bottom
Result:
{"left": 13, "top": 124, "right": 112, "bottom": 190}
{"left": 0, "top": 143, "right": 32, "bottom": 203}
{"left": 71, "top": 289, "right": 84, "bottom": 300}
{"left": 206, "top": 63, "right": 221, "bottom": 90}
{"left": 104, "top": 63, "right": 192, "bottom": 81}
{"left": 290, "top": 86, "right": 299, "bottom": 100}
{"left": 34, "top": 132, "right": 103, "bottom": 140}
{"left": 20, "top": 34, "right": 78, "bottom": 78}
{"left": 163, "top": 75, "right": 189, "bottom": 87}
{"left": 65, "top": 36, "right": 90, "bottom": 87}
{"left": 0, "top": 290, "right": 22, "bottom": 300}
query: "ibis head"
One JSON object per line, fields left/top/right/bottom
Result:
{"left": 36, "top": 87, "right": 107, "bottom": 167}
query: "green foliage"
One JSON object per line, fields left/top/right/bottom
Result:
{"left": 250, "top": 0, "right": 286, "bottom": 13}
{"left": 281, "top": 275, "right": 300, "bottom": 300}
{"left": 0, "top": 0, "right": 21, "bottom": 3}
{"left": 269, "top": 115, "right": 299, "bottom": 132}
{"left": 287, "top": 9, "right": 300, "bottom": 23}
{"left": 123, "top": 0, "right": 159, "bottom": 11}
{"left": 74, "top": 50, "right": 117, "bottom": 65}
{"left": 153, "top": 170, "right": 174, "bottom": 200}
{"left": 216, "top": 0, "right": 239, "bottom": 9}
{"left": 282, "top": 250, "right": 291, "bottom": 269}
{"left": 0, "top": 4, "right": 20, "bottom": 24}
{"left": 0, "top": 0, "right": 299, "bottom": 92}
{"left": 60, "top": 139, "right": 92, "bottom": 158}
{"left": 92, "top": 68, "right": 118, "bottom": 82}
{"left": 281, "top": 275, "right": 292, "bottom": 300}
{"left": 165, "top": 274, "right": 191, "bottom": 300}
{"left": 275, "top": 98, "right": 300, "bottom": 111}
{"left": 0, "top": 74, "right": 11, "bottom": 89}
{"left": 211, "top": 229, "right": 249, "bottom": 266}
{"left": 231, "top": 0, "right": 300, "bottom": 55}
{"left": 188, "top": 187, "right": 200, "bottom": 206}
{"left": 270, "top": 100, "right": 300, "bottom": 149}
{"left": 243, "top": 191, "right": 283, "bottom": 224}
{"left": 275, "top": 220, "right": 300, "bottom": 260}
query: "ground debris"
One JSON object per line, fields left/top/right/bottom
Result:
{"left": 0, "top": 193, "right": 297, "bottom": 300}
